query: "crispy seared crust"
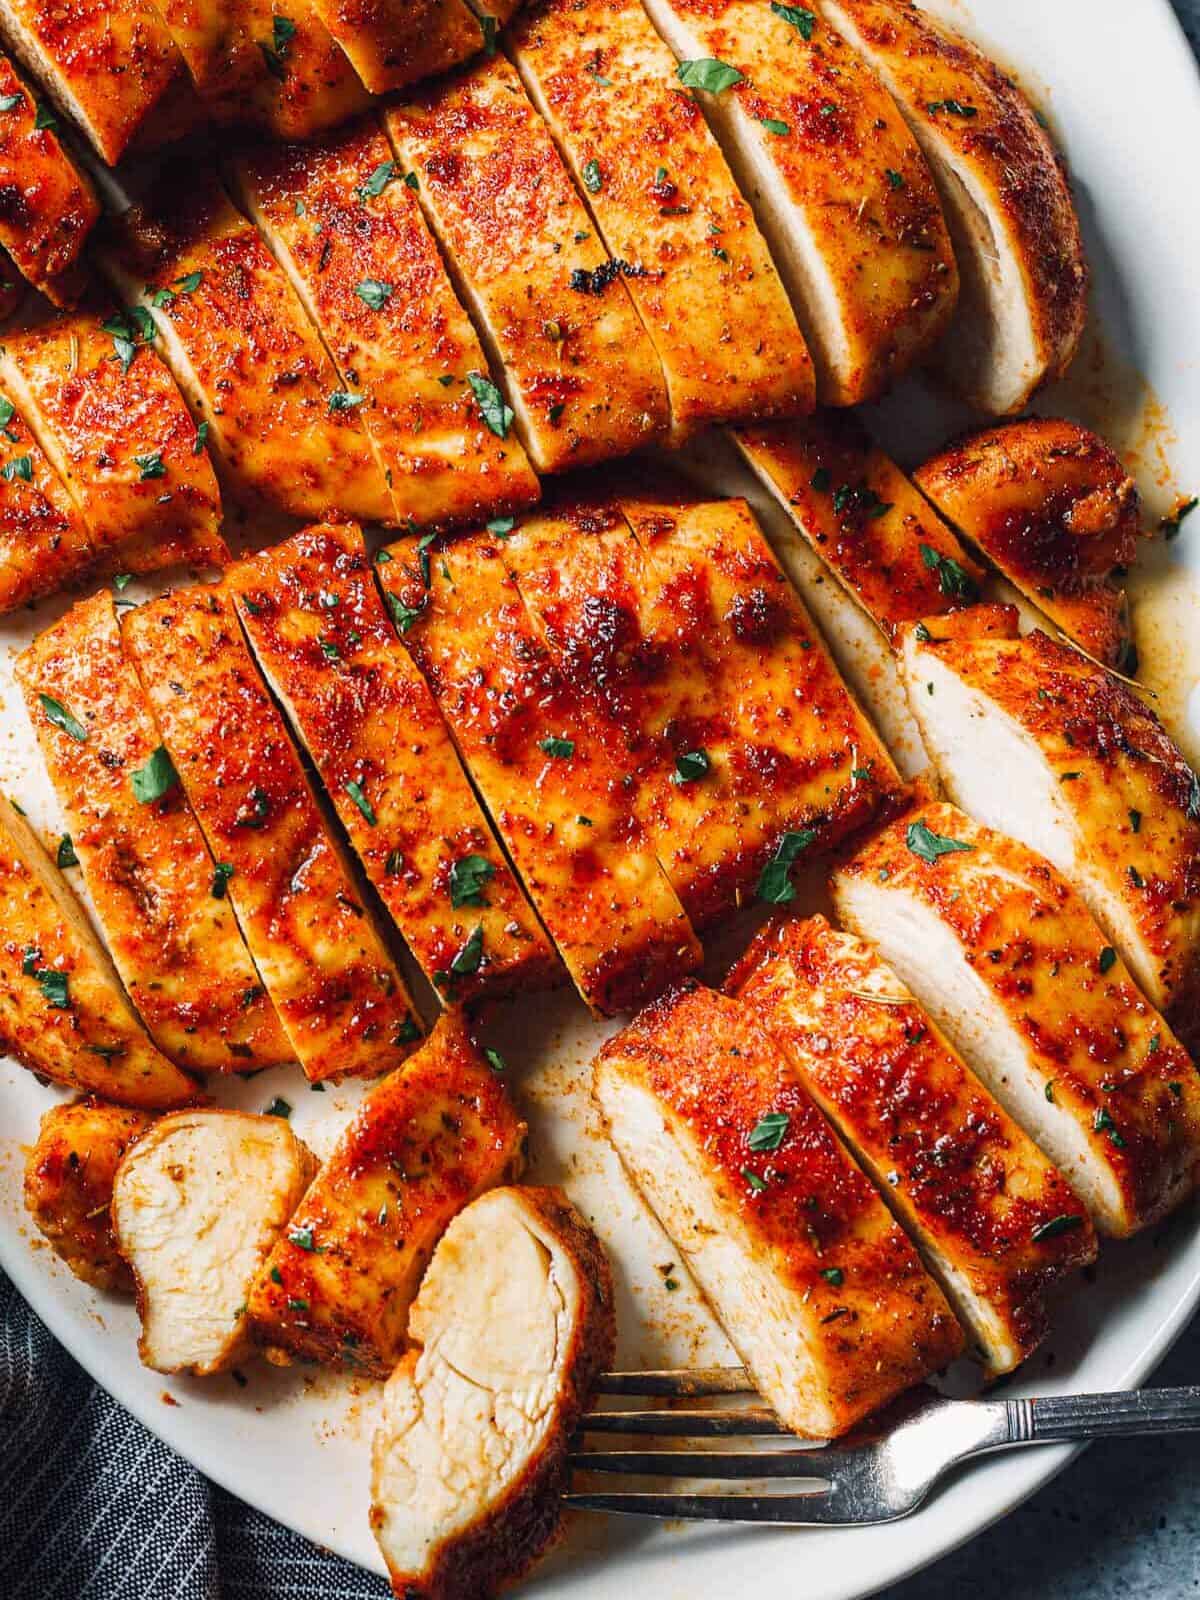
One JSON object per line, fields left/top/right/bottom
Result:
{"left": 227, "top": 522, "right": 558, "bottom": 1004}
{"left": 509, "top": 0, "right": 815, "bottom": 441}
{"left": 834, "top": 802, "right": 1200, "bottom": 1236}
{"left": 17, "top": 593, "right": 290, "bottom": 1072}
{"left": 24, "top": 1096, "right": 155, "bottom": 1291}
{"left": 97, "top": 174, "right": 392, "bottom": 526}
{"left": 307, "top": 0, "right": 483, "bottom": 93}
{"left": 732, "top": 411, "right": 984, "bottom": 638}
{"left": 122, "top": 584, "right": 421, "bottom": 1082}
{"left": 0, "top": 796, "right": 197, "bottom": 1108}
{"left": 0, "top": 392, "right": 97, "bottom": 610}
{"left": 596, "top": 981, "right": 963, "bottom": 1432}
{"left": 640, "top": 0, "right": 957, "bottom": 406}
{"left": 384, "top": 54, "right": 670, "bottom": 472}
{"left": 914, "top": 418, "right": 1141, "bottom": 667}
{"left": 230, "top": 119, "right": 540, "bottom": 531}
{"left": 248, "top": 1015, "right": 528, "bottom": 1374}
{"left": 379, "top": 528, "right": 701, "bottom": 1016}
{"left": 731, "top": 916, "right": 1097, "bottom": 1372}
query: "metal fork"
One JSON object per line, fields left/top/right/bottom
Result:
{"left": 567, "top": 1369, "right": 1200, "bottom": 1525}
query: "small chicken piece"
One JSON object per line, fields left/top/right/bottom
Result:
{"left": 24, "top": 1097, "right": 154, "bottom": 1291}
{"left": 509, "top": 0, "right": 814, "bottom": 441}
{"left": 732, "top": 411, "right": 984, "bottom": 638}
{"left": 230, "top": 118, "right": 539, "bottom": 531}
{"left": 123, "top": 585, "right": 421, "bottom": 1083}
{"left": 900, "top": 614, "right": 1200, "bottom": 1054}
{"left": 0, "top": 795, "right": 196, "bottom": 1109}
{"left": 97, "top": 172, "right": 392, "bottom": 526}
{"left": 914, "top": 418, "right": 1142, "bottom": 669}
{"left": 378, "top": 529, "right": 701, "bottom": 1016}
{"left": 0, "top": 52, "right": 98, "bottom": 305}
{"left": 640, "top": 0, "right": 957, "bottom": 406}
{"left": 17, "top": 593, "right": 290, "bottom": 1072}
{"left": 227, "top": 522, "right": 557, "bottom": 1004}
{"left": 0, "top": 390, "right": 99, "bottom": 611}
{"left": 112, "top": 1108, "right": 315, "bottom": 1376}
{"left": 371, "top": 1186, "right": 614, "bottom": 1600}
{"left": 834, "top": 803, "right": 1200, "bottom": 1237}
{"left": 306, "top": 0, "right": 484, "bottom": 93}
{"left": 384, "top": 53, "right": 670, "bottom": 473}
{"left": 0, "top": 309, "right": 227, "bottom": 576}
{"left": 731, "top": 916, "right": 1097, "bottom": 1373}
{"left": 816, "top": 0, "right": 1088, "bottom": 414}
{"left": 249, "top": 1015, "right": 527, "bottom": 1374}
{"left": 595, "top": 981, "right": 963, "bottom": 1434}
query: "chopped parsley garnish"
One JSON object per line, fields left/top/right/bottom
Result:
{"left": 175, "top": 270, "right": 204, "bottom": 294}
{"left": 33, "top": 100, "right": 56, "bottom": 131}
{"left": 436, "top": 924, "right": 485, "bottom": 987}
{"left": 1098, "top": 946, "right": 1118, "bottom": 975}
{"left": 1045, "top": 1080, "right": 1056, "bottom": 1103}
{"left": 820, "top": 1266, "right": 844, "bottom": 1286}
{"left": 328, "top": 389, "right": 366, "bottom": 412}
{"left": 193, "top": 421, "right": 209, "bottom": 455}
{"left": 131, "top": 745, "right": 179, "bottom": 805}
{"left": 0, "top": 93, "right": 22, "bottom": 112}
{"left": 1031, "top": 1213, "right": 1084, "bottom": 1242}
{"left": 355, "top": 278, "right": 394, "bottom": 310}
{"left": 56, "top": 834, "right": 78, "bottom": 869}
{"left": 582, "top": 158, "right": 603, "bottom": 193}
{"left": 927, "top": 98, "right": 978, "bottom": 117}
{"left": 885, "top": 168, "right": 905, "bottom": 190}
{"left": 264, "top": 1097, "right": 292, "bottom": 1119}
{"left": 770, "top": 2, "right": 816, "bottom": 38}
{"left": 748, "top": 1111, "right": 789, "bottom": 1152}
{"left": 359, "top": 160, "right": 397, "bottom": 200}
{"left": 741, "top": 1167, "right": 767, "bottom": 1193}
{"left": 906, "top": 819, "right": 973, "bottom": 863}
{"left": 448, "top": 853, "right": 494, "bottom": 908}
{"left": 756, "top": 828, "right": 817, "bottom": 904}
{"left": 259, "top": 14, "right": 297, "bottom": 79}
{"left": 486, "top": 515, "right": 515, "bottom": 536}
{"left": 211, "top": 861, "right": 235, "bottom": 899}
{"left": 759, "top": 117, "right": 789, "bottom": 136}
{"left": 920, "top": 542, "right": 979, "bottom": 601}
{"left": 2, "top": 454, "right": 32, "bottom": 482}
{"left": 484, "top": 1047, "right": 506, "bottom": 1074}
{"left": 236, "top": 786, "right": 270, "bottom": 829}
{"left": 479, "top": 13, "right": 499, "bottom": 54}
{"left": 39, "top": 693, "right": 87, "bottom": 743}
{"left": 344, "top": 779, "right": 377, "bottom": 826}
{"left": 395, "top": 1017, "right": 421, "bottom": 1044}
{"left": 672, "top": 749, "right": 710, "bottom": 785}
{"left": 288, "top": 1227, "right": 323, "bottom": 1253}
{"left": 33, "top": 966, "right": 69, "bottom": 1009}
{"left": 135, "top": 451, "right": 166, "bottom": 481}
{"left": 676, "top": 58, "right": 744, "bottom": 94}
{"left": 539, "top": 735, "right": 575, "bottom": 759}
{"left": 385, "top": 590, "right": 426, "bottom": 633}
{"left": 102, "top": 309, "right": 154, "bottom": 373}
{"left": 1093, "top": 1106, "right": 1126, "bottom": 1147}
{"left": 467, "top": 371, "right": 514, "bottom": 438}
{"left": 1129, "top": 808, "right": 1142, "bottom": 833}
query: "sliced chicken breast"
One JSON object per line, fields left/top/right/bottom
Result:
{"left": 227, "top": 521, "right": 558, "bottom": 1004}
{"left": 0, "top": 390, "right": 99, "bottom": 611}
{"left": 900, "top": 613, "right": 1200, "bottom": 1054}
{"left": 816, "top": 0, "right": 1088, "bottom": 414}
{"left": 112, "top": 1108, "right": 315, "bottom": 1376}
{"left": 384, "top": 53, "right": 670, "bottom": 472}
{"left": 17, "top": 593, "right": 290, "bottom": 1072}
{"left": 640, "top": 0, "right": 957, "bottom": 405}
{"left": 229, "top": 118, "right": 539, "bottom": 531}
{"left": 305, "top": 0, "right": 484, "bottom": 93}
{"left": 371, "top": 1185, "right": 614, "bottom": 1600}
{"left": 24, "top": 1096, "right": 154, "bottom": 1291}
{"left": 834, "top": 802, "right": 1200, "bottom": 1237}
{"left": 509, "top": 0, "right": 815, "bottom": 441}
{"left": 0, "top": 795, "right": 196, "bottom": 1108}
{"left": 378, "top": 528, "right": 701, "bottom": 1016}
{"left": 249, "top": 1015, "right": 527, "bottom": 1374}
{"left": 914, "top": 418, "right": 1143, "bottom": 670}
{"left": 731, "top": 917, "right": 1097, "bottom": 1373}
{"left": 123, "top": 584, "right": 422, "bottom": 1083}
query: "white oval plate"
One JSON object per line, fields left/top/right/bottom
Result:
{"left": 2, "top": 3, "right": 1200, "bottom": 1597}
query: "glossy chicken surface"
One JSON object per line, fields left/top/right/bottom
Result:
{"left": 307, "top": 0, "right": 484, "bottom": 93}
{"left": 0, "top": 392, "right": 98, "bottom": 610}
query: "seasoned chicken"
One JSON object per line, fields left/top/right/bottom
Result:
{"left": 834, "top": 803, "right": 1200, "bottom": 1237}
{"left": 248, "top": 1015, "right": 527, "bottom": 1374}
{"left": 123, "top": 585, "right": 422, "bottom": 1082}
{"left": 230, "top": 118, "right": 539, "bottom": 531}
{"left": 0, "top": 795, "right": 196, "bottom": 1109}
{"left": 732, "top": 412, "right": 984, "bottom": 638}
{"left": 17, "top": 593, "right": 290, "bottom": 1072}
{"left": 227, "top": 522, "right": 558, "bottom": 1004}
{"left": 640, "top": 0, "right": 957, "bottom": 405}
{"left": 0, "top": 391, "right": 99, "bottom": 611}
{"left": 509, "top": 0, "right": 815, "bottom": 441}
{"left": 112, "top": 1108, "right": 315, "bottom": 1376}
{"left": 371, "top": 1186, "right": 614, "bottom": 1600}
{"left": 595, "top": 981, "right": 963, "bottom": 1434}
{"left": 914, "top": 418, "right": 1143, "bottom": 669}
{"left": 900, "top": 613, "right": 1200, "bottom": 1054}
{"left": 378, "top": 529, "right": 701, "bottom": 1016}
{"left": 0, "top": 50, "right": 98, "bottom": 306}
{"left": 816, "top": 0, "right": 1088, "bottom": 414}
{"left": 384, "top": 54, "right": 670, "bottom": 472}
{"left": 97, "top": 172, "right": 393, "bottom": 526}
{"left": 305, "top": 0, "right": 484, "bottom": 93}
{"left": 732, "top": 917, "right": 1097, "bottom": 1372}
{"left": 24, "top": 1096, "right": 154, "bottom": 1291}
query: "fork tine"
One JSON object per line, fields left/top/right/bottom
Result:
{"left": 578, "top": 1408, "right": 791, "bottom": 1437}
{"left": 563, "top": 1490, "right": 851, "bottom": 1525}
{"left": 594, "top": 1368, "right": 756, "bottom": 1397}
{"left": 569, "top": 1449, "right": 832, "bottom": 1478}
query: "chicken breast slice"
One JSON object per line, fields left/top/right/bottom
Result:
{"left": 17, "top": 593, "right": 290, "bottom": 1072}
{"left": 0, "top": 795, "right": 196, "bottom": 1107}
{"left": 227, "top": 521, "right": 558, "bottom": 1005}
{"left": 731, "top": 917, "right": 1097, "bottom": 1373}
{"left": 122, "top": 584, "right": 422, "bottom": 1083}
{"left": 596, "top": 981, "right": 963, "bottom": 1434}
{"left": 900, "top": 613, "right": 1200, "bottom": 1054}
{"left": 378, "top": 528, "right": 701, "bottom": 1016}
{"left": 305, "top": 0, "right": 484, "bottom": 93}
{"left": 371, "top": 1185, "right": 614, "bottom": 1600}
{"left": 913, "top": 418, "right": 1143, "bottom": 670}
{"left": 249, "top": 1014, "right": 528, "bottom": 1374}
{"left": 229, "top": 117, "right": 539, "bottom": 531}
{"left": 834, "top": 802, "right": 1200, "bottom": 1237}
{"left": 24, "top": 1096, "right": 155, "bottom": 1291}
{"left": 509, "top": 0, "right": 814, "bottom": 441}
{"left": 816, "top": 0, "right": 1088, "bottom": 414}
{"left": 384, "top": 53, "right": 670, "bottom": 473}
{"left": 112, "top": 1108, "right": 315, "bottom": 1376}
{"left": 0, "top": 389, "right": 99, "bottom": 611}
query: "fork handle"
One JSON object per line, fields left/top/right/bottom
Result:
{"left": 1009, "top": 1386, "right": 1200, "bottom": 1444}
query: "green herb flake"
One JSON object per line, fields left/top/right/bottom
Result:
{"left": 757, "top": 828, "right": 817, "bottom": 904}
{"left": 259, "top": 14, "right": 297, "bottom": 78}
{"left": 0, "top": 93, "right": 23, "bottom": 112}
{"left": 759, "top": 117, "right": 790, "bottom": 135}
{"left": 479, "top": 13, "right": 499, "bottom": 54}
{"left": 344, "top": 778, "right": 377, "bottom": 826}
{"left": 467, "top": 371, "right": 513, "bottom": 438}
{"left": 448, "top": 852, "right": 494, "bottom": 908}
{"left": 1129, "top": 808, "right": 1142, "bottom": 833}
{"left": 1093, "top": 1105, "right": 1126, "bottom": 1147}
{"left": 328, "top": 389, "right": 366, "bottom": 412}
{"left": 672, "top": 749, "right": 710, "bottom": 785}
{"left": 39, "top": 693, "right": 88, "bottom": 743}
{"left": 920, "top": 542, "right": 979, "bottom": 602}
{"left": 741, "top": 1166, "right": 767, "bottom": 1193}
{"left": 34, "top": 968, "right": 70, "bottom": 1009}
{"left": 539, "top": 735, "right": 575, "bottom": 759}
{"left": 395, "top": 1017, "right": 421, "bottom": 1044}
{"left": 927, "top": 98, "right": 978, "bottom": 117}
{"left": 288, "top": 1226, "right": 324, "bottom": 1253}
{"left": 906, "top": 819, "right": 973, "bottom": 864}
{"left": 820, "top": 1266, "right": 844, "bottom": 1286}
{"left": 135, "top": 451, "right": 166, "bottom": 481}
{"left": 1098, "top": 946, "right": 1118, "bottom": 975}
{"left": 264, "top": 1097, "right": 292, "bottom": 1119}
{"left": 193, "top": 420, "right": 209, "bottom": 455}
{"left": 436, "top": 924, "right": 484, "bottom": 987}
{"left": 582, "top": 158, "right": 603, "bottom": 193}
{"left": 676, "top": 58, "right": 745, "bottom": 94}
{"left": 748, "top": 1111, "right": 789, "bottom": 1152}
{"left": 769, "top": 2, "right": 816, "bottom": 38}
{"left": 885, "top": 167, "right": 905, "bottom": 190}
{"left": 131, "top": 745, "right": 179, "bottom": 805}
{"left": 484, "top": 1046, "right": 506, "bottom": 1075}
{"left": 33, "top": 100, "right": 57, "bottom": 131}
{"left": 1031, "top": 1213, "right": 1084, "bottom": 1243}
{"left": 209, "top": 861, "right": 235, "bottom": 900}
{"left": 2, "top": 454, "right": 32, "bottom": 483}
{"left": 385, "top": 590, "right": 426, "bottom": 634}
{"left": 52, "top": 831, "right": 79, "bottom": 870}
{"left": 1044, "top": 1080, "right": 1056, "bottom": 1103}
{"left": 355, "top": 278, "right": 394, "bottom": 310}
{"left": 359, "top": 160, "right": 397, "bottom": 200}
